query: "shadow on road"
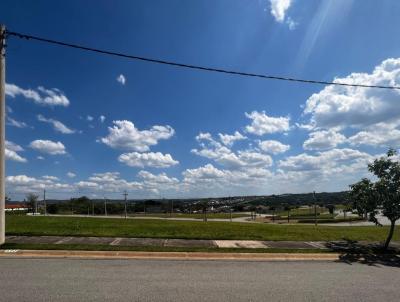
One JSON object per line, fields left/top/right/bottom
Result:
{"left": 326, "top": 239, "right": 400, "bottom": 268}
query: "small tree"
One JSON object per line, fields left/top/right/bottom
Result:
{"left": 326, "top": 204, "right": 335, "bottom": 215}
{"left": 26, "top": 193, "right": 39, "bottom": 214}
{"left": 350, "top": 149, "right": 400, "bottom": 250}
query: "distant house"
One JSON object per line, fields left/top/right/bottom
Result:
{"left": 5, "top": 204, "right": 29, "bottom": 212}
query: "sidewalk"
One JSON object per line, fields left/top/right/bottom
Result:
{"left": 5, "top": 235, "right": 400, "bottom": 250}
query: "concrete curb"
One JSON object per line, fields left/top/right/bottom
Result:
{"left": 0, "top": 249, "right": 341, "bottom": 261}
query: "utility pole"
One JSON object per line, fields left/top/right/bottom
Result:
{"left": 0, "top": 25, "right": 6, "bottom": 245}
{"left": 123, "top": 190, "right": 128, "bottom": 219}
{"left": 170, "top": 199, "right": 173, "bottom": 217}
{"left": 313, "top": 191, "right": 318, "bottom": 226}
{"left": 43, "top": 189, "right": 46, "bottom": 216}
{"left": 104, "top": 197, "right": 107, "bottom": 216}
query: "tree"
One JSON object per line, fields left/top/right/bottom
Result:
{"left": 284, "top": 205, "right": 291, "bottom": 223}
{"left": 350, "top": 149, "right": 400, "bottom": 250}
{"left": 326, "top": 204, "right": 335, "bottom": 215}
{"left": 26, "top": 193, "right": 39, "bottom": 214}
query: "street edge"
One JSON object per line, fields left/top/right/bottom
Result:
{"left": 0, "top": 249, "right": 341, "bottom": 261}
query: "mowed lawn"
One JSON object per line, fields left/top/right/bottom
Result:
{"left": 5, "top": 215, "right": 399, "bottom": 242}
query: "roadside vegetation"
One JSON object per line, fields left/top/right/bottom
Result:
{"left": 6, "top": 215, "right": 399, "bottom": 242}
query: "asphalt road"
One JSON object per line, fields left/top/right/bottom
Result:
{"left": 0, "top": 258, "right": 399, "bottom": 302}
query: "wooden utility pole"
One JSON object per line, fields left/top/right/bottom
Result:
{"left": 123, "top": 191, "right": 128, "bottom": 219}
{"left": 0, "top": 25, "right": 5, "bottom": 245}
{"left": 104, "top": 197, "right": 107, "bottom": 216}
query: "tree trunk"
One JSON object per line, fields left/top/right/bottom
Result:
{"left": 384, "top": 220, "right": 396, "bottom": 250}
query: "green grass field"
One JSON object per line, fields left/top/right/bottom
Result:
{"left": 5, "top": 215, "right": 399, "bottom": 242}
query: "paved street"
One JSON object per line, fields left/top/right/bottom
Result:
{"left": 0, "top": 258, "right": 399, "bottom": 302}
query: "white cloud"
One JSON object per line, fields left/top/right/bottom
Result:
{"left": 258, "top": 140, "right": 290, "bottom": 154}
{"left": 5, "top": 149, "right": 27, "bottom": 163}
{"left": 183, "top": 164, "right": 226, "bottom": 182}
{"left": 37, "top": 156, "right": 45, "bottom": 160}
{"left": 37, "top": 114, "right": 75, "bottom": 134}
{"left": 67, "top": 172, "right": 76, "bottom": 178}
{"left": 5, "top": 140, "right": 24, "bottom": 152}
{"left": 42, "top": 175, "right": 59, "bottom": 181}
{"left": 348, "top": 123, "right": 400, "bottom": 147}
{"left": 302, "top": 58, "right": 400, "bottom": 147}
{"left": 29, "top": 140, "right": 67, "bottom": 155}
{"left": 245, "top": 111, "right": 290, "bottom": 135}
{"left": 278, "top": 148, "right": 374, "bottom": 175}
{"left": 6, "top": 175, "right": 72, "bottom": 192}
{"left": 304, "top": 58, "right": 400, "bottom": 130}
{"left": 286, "top": 17, "right": 297, "bottom": 30}
{"left": 7, "top": 117, "right": 28, "bottom": 128}
{"left": 118, "top": 152, "right": 179, "bottom": 168}
{"left": 303, "top": 130, "right": 347, "bottom": 150}
{"left": 99, "top": 115, "right": 106, "bottom": 123}
{"left": 117, "top": 74, "right": 126, "bottom": 85}
{"left": 6, "top": 83, "right": 70, "bottom": 107}
{"left": 138, "top": 170, "right": 179, "bottom": 186}
{"left": 192, "top": 134, "right": 273, "bottom": 169}
{"left": 100, "top": 120, "right": 175, "bottom": 152}
{"left": 5, "top": 141, "right": 27, "bottom": 163}
{"left": 86, "top": 115, "right": 94, "bottom": 121}
{"left": 269, "top": 0, "right": 292, "bottom": 22}
{"left": 218, "top": 131, "right": 246, "bottom": 146}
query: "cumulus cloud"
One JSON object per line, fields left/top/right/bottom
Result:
{"left": 100, "top": 120, "right": 175, "bottom": 152}
{"left": 278, "top": 148, "right": 374, "bottom": 176}
{"left": 67, "top": 172, "right": 76, "bottom": 178}
{"left": 118, "top": 152, "right": 179, "bottom": 168}
{"left": 6, "top": 83, "right": 70, "bottom": 107}
{"left": 245, "top": 111, "right": 290, "bottom": 135}
{"left": 258, "top": 140, "right": 290, "bottom": 154}
{"left": 301, "top": 58, "right": 400, "bottom": 147}
{"left": 304, "top": 58, "right": 400, "bottom": 129}
{"left": 7, "top": 117, "right": 28, "bottom": 128}
{"left": 37, "top": 114, "right": 75, "bottom": 134}
{"left": 29, "top": 140, "right": 66, "bottom": 155}
{"left": 99, "top": 115, "right": 106, "bottom": 123}
{"left": 5, "top": 141, "right": 27, "bottom": 163}
{"left": 192, "top": 133, "right": 273, "bottom": 169}
{"left": 218, "top": 131, "right": 246, "bottom": 147}
{"left": 269, "top": 0, "right": 292, "bottom": 22}
{"left": 86, "top": 115, "right": 94, "bottom": 122}
{"left": 303, "top": 130, "right": 347, "bottom": 150}
{"left": 138, "top": 170, "right": 179, "bottom": 186}
{"left": 6, "top": 175, "right": 72, "bottom": 192}
{"left": 117, "top": 74, "right": 126, "bottom": 85}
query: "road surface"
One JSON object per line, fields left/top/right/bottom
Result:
{"left": 0, "top": 258, "right": 399, "bottom": 301}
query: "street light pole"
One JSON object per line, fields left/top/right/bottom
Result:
{"left": 123, "top": 190, "right": 128, "bottom": 219}
{"left": 313, "top": 191, "right": 318, "bottom": 226}
{"left": 0, "top": 25, "right": 6, "bottom": 245}
{"left": 43, "top": 189, "right": 46, "bottom": 216}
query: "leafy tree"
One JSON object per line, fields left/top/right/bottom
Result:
{"left": 326, "top": 204, "right": 335, "bottom": 215}
{"left": 350, "top": 149, "right": 400, "bottom": 249}
{"left": 26, "top": 193, "right": 39, "bottom": 213}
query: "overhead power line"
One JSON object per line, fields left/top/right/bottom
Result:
{"left": 5, "top": 30, "right": 400, "bottom": 90}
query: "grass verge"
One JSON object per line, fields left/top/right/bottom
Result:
{"left": 6, "top": 215, "right": 399, "bottom": 242}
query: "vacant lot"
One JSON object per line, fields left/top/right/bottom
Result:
{"left": 5, "top": 215, "right": 399, "bottom": 242}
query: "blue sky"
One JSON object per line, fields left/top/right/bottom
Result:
{"left": 2, "top": 0, "right": 400, "bottom": 199}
